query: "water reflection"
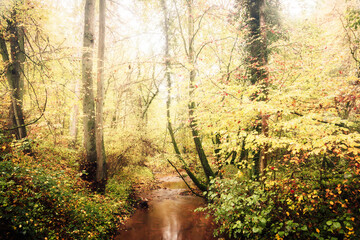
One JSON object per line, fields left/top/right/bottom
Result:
{"left": 162, "top": 206, "right": 179, "bottom": 240}
{"left": 116, "top": 176, "right": 217, "bottom": 240}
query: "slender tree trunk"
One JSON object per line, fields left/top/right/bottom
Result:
{"left": 138, "top": 86, "right": 146, "bottom": 164}
{"left": 82, "top": 0, "right": 97, "bottom": 186}
{"left": 260, "top": 113, "right": 269, "bottom": 173}
{"left": 162, "top": 0, "right": 175, "bottom": 150}
{"left": 259, "top": 1, "right": 269, "bottom": 175}
{"left": 258, "top": 0, "right": 269, "bottom": 176}
{"left": 163, "top": 0, "right": 180, "bottom": 158}
{"left": 122, "top": 91, "right": 127, "bottom": 129}
{"left": 96, "top": 0, "right": 107, "bottom": 191}
{"left": 17, "top": 14, "right": 25, "bottom": 102}
{"left": 70, "top": 78, "right": 80, "bottom": 146}
{"left": 111, "top": 90, "right": 120, "bottom": 128}
{"left": 162, "top": 0, "right": 206, "bottom": 191}
{"left": 187, "top": 0, "right": 215, "bottom": 182}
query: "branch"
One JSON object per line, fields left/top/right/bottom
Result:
{"left": 3, "top": 108, "right": 45, "bottom": 131}
{"left": 173, "top": 0, "right": 189, "bottom": 56}
{"left": 4, "top": 59, "right": 48, "bottom": 131}
{"left": 0, "top": 35, "right": 10, "bottom": 62}
{"left": 292, "top": 111, "right": 349, "bottom": 129}
{"left": 167, "top": 159, "right": 205, "bottom": 198}
{"left": 141, "top": 86, "right": 159, "bottom": 119}
{"left": 209, "top": 78, "right": 240, "bottom": 100}
{"left": 225, "top": 35, "right": 239, "bottom": 82}
{"left": 195, "top": 36, "right": 234, "bottom": 62}
{"left": 193, "top": 6, "right": 214, "bottom": 41}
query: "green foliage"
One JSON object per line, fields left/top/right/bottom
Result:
{"left": 0, "top": 133, "right": 12, "bottom": 160}
{"left": 346, "top": 9, "right": 360, "bottom": 30}
{"left": 0, "top": 140, "right": 129, "bottom": 240}
{"left": 204, "top": 173, "right": 360, "bottom": 240}
{"left": 106, "top": 178, "right": 132, "bottom": 202}
{"left": 203, "top": 178, "right": 272, "bottom": 239}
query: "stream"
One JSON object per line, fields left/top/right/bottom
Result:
{"left": 115, "top": 175, "right": 219, "bottom": 240}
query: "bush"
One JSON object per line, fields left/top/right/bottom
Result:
{"left": 0, "top": 141, "right": 129, "bottom": 240}
{"left": 204, "top": 174, "right": 360, "bottom": 240}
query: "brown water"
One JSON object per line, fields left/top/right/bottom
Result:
{"left": 115, "top": 176, "right": 219, "bottom": 240}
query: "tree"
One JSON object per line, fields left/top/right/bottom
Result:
{"left": 81, "top": 0, "right": 97, "bottom": 188}
{"left": 0, "top": 0, "right": 27, "bottom": 139}
{"left": 69, "top": 78, "right": 80, "bottom": 147}
{"left": 242, "top": 0, "right": 269, "bottom": 177}
{"left": 186, "top": 0, "right": 215, "bottom": 183}
{"left": 162, "top": 0, "right": 207, "bottom": 192}
{"left": 164, "top": 0, "right": 248, "bottom": 192}
{"left": 96, "top": 0, "right": 107, "bottom": 191}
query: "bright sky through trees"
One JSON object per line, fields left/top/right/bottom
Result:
{"left": 282, "top": 0, "right": 317, "bottom": 17}
{"left": 52, "top": 0, "right": 318, "bottom": 57}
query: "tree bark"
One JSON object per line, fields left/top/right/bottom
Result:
{"left": 96, "top": 0, "right": 107, "bottom": 190}
{"left": 82, "top": 0, "right": 97, "bottom": 186}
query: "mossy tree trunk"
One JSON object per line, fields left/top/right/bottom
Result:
{"left": 186, "top": 0, "right": 215, "bottom": 183}
{"left": 81, "top": 0, "right": 97, "bottom": 189}
{"left": 162, "top": 0, "right": 207, "bottom": 192}
{"left": 244, "top": 0, "right": 269, "bottom": 178}
{"left": 0, "top": 1, "right": 27, "bottom": 140}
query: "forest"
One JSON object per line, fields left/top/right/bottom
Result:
{"left": 0, "top": 0, "right": 360, "bottom": 239}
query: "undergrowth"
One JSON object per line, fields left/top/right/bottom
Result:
{"left": 0, "top": 135, "right": 132, "bottom": 240}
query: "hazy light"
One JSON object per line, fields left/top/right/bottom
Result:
{"left": 282, "top": 0, "right": 317, "bottom": 18}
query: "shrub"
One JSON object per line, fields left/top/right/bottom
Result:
{"left": 204, "top": 175, "right": 360, "bottom": 240}
{"left": 0, "top": 141, "right": 129, "bottom": 240}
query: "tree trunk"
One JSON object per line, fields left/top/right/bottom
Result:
{"left": 96, "top": 0, "right": 107, "bottom": 191}
{"left": 162, "top": 0, "right": 207, "bottom": 191}
{"left": 260, "top": 113, "right": 269, "bottom": 173}
{"left": 247, "top": 0, "right": 268, "bottom": 86}
{"left": 70, "top": 78, "right": 80, "bottom": 147}
{"left": 0, "top": 3, "right": 27, "bottom": 140}
{"left": 82, "top": 0, "right": 97, "bottom": 187}
{"left": 187, "top": 0, "right": 215, "bottom": 183}
{"left": 245, "top": 0, "right": 268, "bottom": 177}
